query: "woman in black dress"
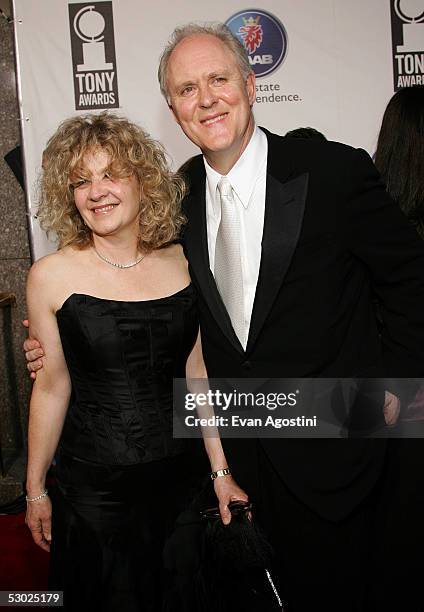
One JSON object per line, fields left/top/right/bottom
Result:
{"left": 25, "top": 113, "right": 247, "bottom": 611}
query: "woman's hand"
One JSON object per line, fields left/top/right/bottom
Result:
{"left": 213, "top": 475, "right": 249, "bottom": 525}
{"left": 25, "top": 496, "right": 52, "bottom": 552}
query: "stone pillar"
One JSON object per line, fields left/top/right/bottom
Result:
{"left": 0, "top": 10, "right": 32, "bottom": 504}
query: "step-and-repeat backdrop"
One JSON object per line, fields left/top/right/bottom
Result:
{"left": 12, "top": 0, "right": 424, "bottom": 259}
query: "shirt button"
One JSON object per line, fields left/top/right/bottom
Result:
{"left": 242, "top": 361, "right": 252, "bottom": 370}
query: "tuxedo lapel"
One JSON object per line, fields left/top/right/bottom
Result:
{"left": 183, "top": 158, "right": 244, "bottom": 353}
{"left": 246, "top": 170, "right": 309, "bottom": 353}
{"left": 183, "top": 133, "right": 308, "bottom": 356}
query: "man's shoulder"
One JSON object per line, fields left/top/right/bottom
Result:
{"left": 262, "top": 127, "right": 374, "bottom": 184}
{"left": 179, "top": 154, "right": 204, "bottom": 182}
{"left": 263, "top": 127, "right": 359, "bottom": 161}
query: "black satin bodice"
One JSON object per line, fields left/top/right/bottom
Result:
{"left": 56, "top": 284, "right": 198, "bottom": 465}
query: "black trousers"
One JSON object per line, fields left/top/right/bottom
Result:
{"left": 367, "top": 438, "right": 424, "bottom": 612}
{"left": 252, "top": 444, "right": 377, "bottom": 612}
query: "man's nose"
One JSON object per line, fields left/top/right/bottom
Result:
{"left": 199, "top": 83, "right": 217, "bottom": 108}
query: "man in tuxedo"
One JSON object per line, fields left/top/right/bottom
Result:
{"left": 25, "top": 23, "right": 424, "bottom": 611}
{"left": 157, "top": 23, "right": 424, "bottom": 611}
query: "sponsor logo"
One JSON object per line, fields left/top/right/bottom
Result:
{"left": 390, "top": 0, "right": 424, "bottom": 90}
{"left": 68, "top": 2, "right": 119, "bottom": 110}
{"left": 225, "top": 9, "right": 288, "bottom": 78}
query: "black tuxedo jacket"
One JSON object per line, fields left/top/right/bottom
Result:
{"left": 182, "top": 129, "right": 424, "bottom": 520}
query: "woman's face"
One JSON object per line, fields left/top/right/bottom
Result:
{"left": 72, "top": 148, "right": 141, "bottom": 239}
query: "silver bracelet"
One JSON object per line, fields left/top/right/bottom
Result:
{"left": 210, "top": 467, "right": 231, "bottom": 480}
{"left": 26, "top": 489, "right": 48, "bottom": 503}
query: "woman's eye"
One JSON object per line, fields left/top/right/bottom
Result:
{"left": 71, "top": 179, "right": 87, "bottom": 189}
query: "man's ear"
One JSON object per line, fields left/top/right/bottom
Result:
{"left": 246, "top": 71, "right": 256, "bottom": 107}
{"left": 168, "top": 102, "right": 181, "bottom": 126}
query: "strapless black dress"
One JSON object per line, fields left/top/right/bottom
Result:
{"left": 49, "top": 286, "right": 206, "bottom": 611}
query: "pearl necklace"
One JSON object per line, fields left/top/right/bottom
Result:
{"left": 94, "top": 247, "right": 146, "bottom": 269}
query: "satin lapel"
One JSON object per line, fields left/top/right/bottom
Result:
{"left": 183, "top": 161, "right": 244, "bottom": 354}
{"left": 246, "top": 171, "right": 309, "bottom": 353}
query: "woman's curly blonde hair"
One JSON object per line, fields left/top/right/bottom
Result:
{"left": 37, "top": 112, "right": 186, "bottom": 251}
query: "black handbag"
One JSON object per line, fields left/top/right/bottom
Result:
{"left": 163, "top": 496, "right": 287, "bottom": 611}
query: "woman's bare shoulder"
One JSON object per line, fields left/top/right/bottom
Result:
{"left": 27, "top": 247, "right": 87, "bottom": 292}
{"left": 28, "top": 250, "right": 62, "bottom": 280}
{"left": 161, "top": 242, "right": 186, "bottom": 261}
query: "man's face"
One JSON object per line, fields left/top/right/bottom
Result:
{"left": 166, "top": 34, "right": 256, "bottom": 170}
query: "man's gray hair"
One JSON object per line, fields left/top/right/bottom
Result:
{"left": 158, "top": 22, "right": 252, "bottom": 103}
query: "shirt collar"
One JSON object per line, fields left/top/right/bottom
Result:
{"left": 204, "top": 126, "right": 267, "bottom": 215}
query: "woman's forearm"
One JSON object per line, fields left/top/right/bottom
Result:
{"left": 185, "top": 332, "right": 231, "bottom": 472}
{"left": 202, "top": 432, "right": 229, "bottom": 472}
{"left": 26, "top": 383, "right": 70, "bottom": 495}
{"left": 186, "top": 381, "right": 229, "bottom": 472}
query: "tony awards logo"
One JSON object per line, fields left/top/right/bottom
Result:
{"left": 74, "top": 5, "right": 113, "bottom": 71}
{"left": 68, "top": 2, "right": 119, "bottom": 110}
{"left": 390, "top": 0, "right": 424, "bottom": 90}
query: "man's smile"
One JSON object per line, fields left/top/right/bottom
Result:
{"left": 201, "top": 113, "right": 228, "bottom": 126}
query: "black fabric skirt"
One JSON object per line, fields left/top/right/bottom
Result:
{"left": 49, "top": 449, "right": 208, "bottom": 612}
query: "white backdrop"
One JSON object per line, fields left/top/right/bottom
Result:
{"left": 12, "top": 0, "right": 404, "bottom": 260}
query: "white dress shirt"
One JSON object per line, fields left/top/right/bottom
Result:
{"left": 204, "top": 126, "right": 268, "bottom": 349}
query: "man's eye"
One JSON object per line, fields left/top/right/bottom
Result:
{"left": 181, "top": 86, "right": 194, "bottom": 96}
{"left": 213, "top": 77, "right": 226, "bottom": 85}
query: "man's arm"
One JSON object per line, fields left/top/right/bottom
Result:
{"left": 346, "top": 148, "right": 424, "bottom": 379}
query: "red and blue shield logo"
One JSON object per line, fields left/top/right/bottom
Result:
{"left": 226, "top": 9, "right": 288, "bottom": 78}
